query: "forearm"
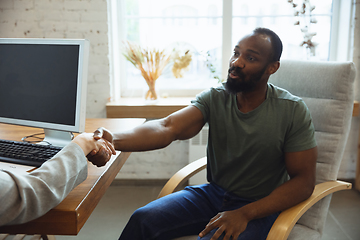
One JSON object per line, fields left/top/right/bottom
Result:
{"left": 113, "top": 119, "right": 176, "bottom": 152}
{"left": 240, "top": 147, "right": 317, "bottom": 221}
{"left": 239, "top": 176, "right": 314, "bottom": 221}
{"left": 108, "top": 106, "right": 204, "bottom": 152}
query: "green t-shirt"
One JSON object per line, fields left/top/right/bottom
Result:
{"left": 191, "top": 83, "right": 317, "bottom": 199}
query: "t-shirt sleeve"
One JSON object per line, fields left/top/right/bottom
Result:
{"left": 284, "top": 99, "right": 317, "bottom": 152}
{"left": 190, "top": 88, "right": 212, "bottom": 123}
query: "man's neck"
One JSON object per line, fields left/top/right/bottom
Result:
{"left": 236, "top": 85, "right": 268, "bottom": 113}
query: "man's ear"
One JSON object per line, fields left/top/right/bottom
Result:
{"left": 267, "top": 61, "right": 280, "bottom": 75}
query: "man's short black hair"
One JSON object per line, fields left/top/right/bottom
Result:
{"left": 253, "top": 28, "right": 283, "bottom": 62}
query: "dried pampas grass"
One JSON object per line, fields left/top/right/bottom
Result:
{"left": 123, "top": 41, "right": 171, "bottom": 100}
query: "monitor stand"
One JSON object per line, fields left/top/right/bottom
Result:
{"left": 41, "top": 129, "right": 74, "bottom": 147}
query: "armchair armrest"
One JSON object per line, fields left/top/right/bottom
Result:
{"left": 266, "top": 180, "right": 352, "bottom": 240}
{"left": 157, "top": 157, "right": 207, "bottom": 199}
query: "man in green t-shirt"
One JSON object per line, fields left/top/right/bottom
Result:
{"left": 91, "top": 28, "right": 317, "bottom": 240}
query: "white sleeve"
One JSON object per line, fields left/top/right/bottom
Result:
{"left": 0, "top": 142, "right": 88, "bottom": 226}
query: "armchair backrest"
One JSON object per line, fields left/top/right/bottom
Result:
{"left": 268, "top": 60, "right": 356, "bottom": 238}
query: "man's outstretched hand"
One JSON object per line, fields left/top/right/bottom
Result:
{"left": 93, "top": 127, "right": 114, "bottom": 142}
{"left": 87, "top": 127, "right": 116, "bottom": 167}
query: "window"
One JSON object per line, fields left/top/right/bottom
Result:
{"left": 231, "top": 0, "right": 333, "bottom": 61}
{"left": 108, "top": 0, "right": 352, "bottom": 100}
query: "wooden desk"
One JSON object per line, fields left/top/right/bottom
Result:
{"left": 0, "top": 118, "right": 145, "bottom": 235}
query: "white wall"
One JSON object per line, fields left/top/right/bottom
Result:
{"left": 0, "top": 0, "right": 110, "bottom": 118}
{"left": 0, "top": 0, "right": 358, "bottom": 180}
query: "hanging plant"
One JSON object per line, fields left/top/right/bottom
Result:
{"left": 288, "top": 0, "right": 318, "bottom": 57}
{"left": 204, "top": 51, "right": 223, "bottom": 83}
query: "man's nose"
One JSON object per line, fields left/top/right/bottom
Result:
{"left": 231, "top": 56, "right": 245, "bottom": 69}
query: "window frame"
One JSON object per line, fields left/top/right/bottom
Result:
{"left": 107, "top": 0, "right": 354, "bottom": 101}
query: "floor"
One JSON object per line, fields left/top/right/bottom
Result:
{"left": 47, "top": 183, "right": 360, "bottom": 240}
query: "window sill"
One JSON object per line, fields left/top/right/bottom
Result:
{"left": 106, "top": 97, "right": 194, "bottom": 119}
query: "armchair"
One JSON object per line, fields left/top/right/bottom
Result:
{"left": 157, "top": 60, "right": 356, "bottom": 240}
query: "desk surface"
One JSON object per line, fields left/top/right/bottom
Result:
{"left": 0, "top": 118, "right": 145, "bottom": 235}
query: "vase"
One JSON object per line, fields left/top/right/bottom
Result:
{"left": 143, "top": 80, "right": 159, "bottom": 104}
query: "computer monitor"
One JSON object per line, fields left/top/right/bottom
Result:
{"left": 0, "top": 38, "right": 89, "bottom": 147}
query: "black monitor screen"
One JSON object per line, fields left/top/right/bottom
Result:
{"left": 0, "top": 44, "right": 79, "bottom": 126}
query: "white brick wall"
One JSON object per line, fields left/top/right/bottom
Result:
{"left": 118, "top": 140, "right": 189, "bottom": 180}
{"left": 0, "top": 0, "right": 110, "bottom": 118}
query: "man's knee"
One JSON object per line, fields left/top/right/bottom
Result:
{"left": 129, "top": 205, "right": 157, "bottom": 224}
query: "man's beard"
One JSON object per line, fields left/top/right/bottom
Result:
{"left": 225, "top": 66, "right": 267, "bottom": 95}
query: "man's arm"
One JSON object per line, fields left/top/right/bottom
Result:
{"left": 98, "top": 105, "right": 205, "bottom": 152}
{"left": 199, "top": 146, "right": 318, "bottom": 240}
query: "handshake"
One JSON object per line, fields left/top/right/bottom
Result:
{"left": 73, "top": 127, "right": 115, "bottom": 167}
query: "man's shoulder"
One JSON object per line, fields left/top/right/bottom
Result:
{"left": 268, "top": 83, "right": 302, "bottom": 103}
{"left": 210, "top": 83, "right": 227, "bottom": 94}
{"left": 195, "top": 83, "right": 228, "bottom": 100}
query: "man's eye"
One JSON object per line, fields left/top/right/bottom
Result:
{"left": 247, "top": 56, "right": 255, "bottom": 61}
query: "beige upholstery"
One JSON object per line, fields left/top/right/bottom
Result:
{"left": 158, "top": 60, "right": 356, "bottom": 240}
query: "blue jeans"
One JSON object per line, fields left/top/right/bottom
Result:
{"left": 119, "top": 183, "right": 279, "bottom": 240}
